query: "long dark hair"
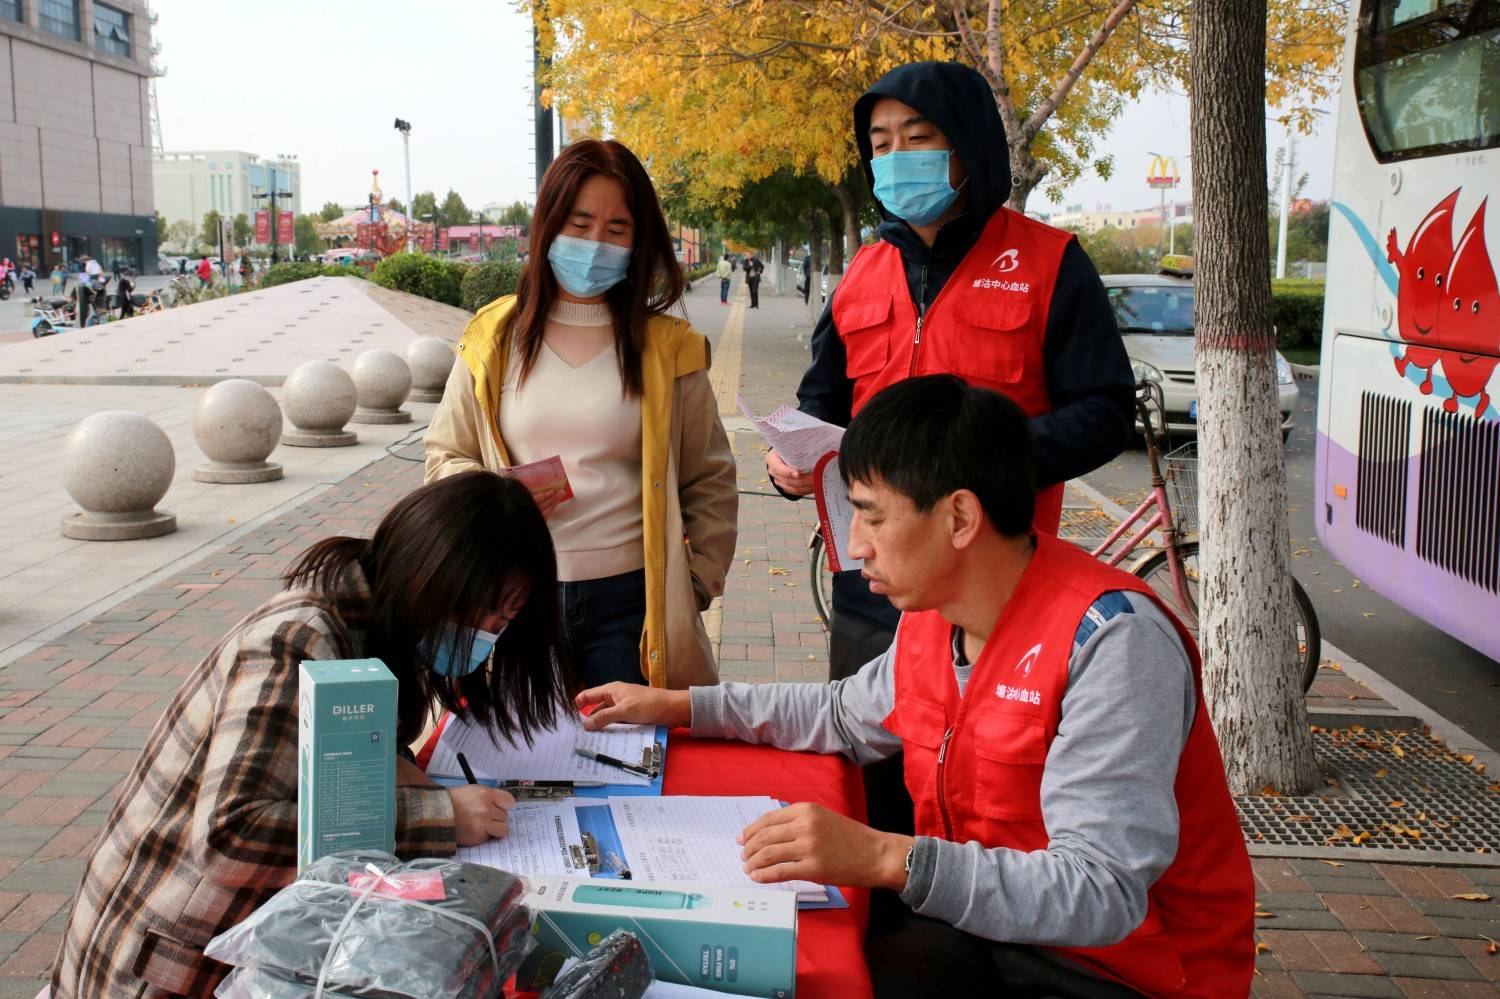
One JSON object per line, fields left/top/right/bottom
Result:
{"left": 511, "top": 139, "right": 685, "bottom": 396}
{"left": 284, "top": 471, "right": 574, "bottom": 746}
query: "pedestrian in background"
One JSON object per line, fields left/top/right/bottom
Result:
{"left": 196, "top": 257, "right": 213, "bottom": 288}
{"left": 116, "top": 268, "right": 136, "bottom": 319}
{"left": 239, "top": 254, "right": 254, "bottom": 288}
{"left": 800, "top": 251, "right": 812, "bottom": 304}
{"left": 716, "top": 253, "right": 732, "bottom": 305}
{"left": 745, "top": 253, "right": 763, "bottom": 308}
{"left": 20, "top": 263, "right": 35, "bottom": 294}
{"left": 50, "top": 264, "right": 65, "bottom": 296}
{"left": 425, "top": 138, "right": 737, "bottom": 690}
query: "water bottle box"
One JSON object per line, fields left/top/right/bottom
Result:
{"left": 517, "top": 876, "right": 797, "bottom": 998}
{"left": 297, "top": 658, "right": 397, "bottom": 870}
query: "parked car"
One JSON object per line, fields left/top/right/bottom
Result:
{"left": 1102, "top": 273, "right": 1299, "bottom": 440}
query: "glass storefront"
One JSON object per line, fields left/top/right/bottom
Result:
{"left": 100, "top": 236, "right": 142, "bottom": 272}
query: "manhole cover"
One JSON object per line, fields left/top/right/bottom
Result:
{"left": 1237, "top": 727, "right": 1500, "bottom": 859}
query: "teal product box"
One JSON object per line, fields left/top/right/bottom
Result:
{"left": 297, "top": 658, "right": 397, "bottom": 870}
{"left": 517, "top": 876, "right": 797, "bottom": 998}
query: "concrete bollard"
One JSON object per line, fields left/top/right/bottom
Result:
{"left": 193, "top": 379, "right": 285, "bottom": 483}
{"left": 406, "top": 337, "right": 455, "bottom": 403}
{"left": 60, "top": 411, "right": 178, "bottom": 540}
{"left": 350, "top": 349, "right": 413, "bottom": 425}
{"left": 280, "top": 360, "right": 359, "bottom": 447}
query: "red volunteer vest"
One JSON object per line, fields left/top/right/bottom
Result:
{"left": 832, "top": 208, "right": 1074, "bottom": 533}
{"left": 886, "top": 535, "right": 1254, "bottom": 998}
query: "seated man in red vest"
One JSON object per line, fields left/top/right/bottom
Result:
{"left": 580, "top": 376, "right": 1255, "bottom": 999}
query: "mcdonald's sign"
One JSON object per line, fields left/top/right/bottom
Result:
{"left": 1147, "top": 155, "right": 1180, "bottom": 190}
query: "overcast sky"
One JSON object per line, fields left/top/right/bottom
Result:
{"left": 151, "top": 0, "right": 1338, "bottom": 218}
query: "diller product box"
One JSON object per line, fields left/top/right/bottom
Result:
{"left": 517, "top": 877, "right": 796, "bottom": 998}
{"left": 297, "top": 659, "right": 397, "bottom": 870}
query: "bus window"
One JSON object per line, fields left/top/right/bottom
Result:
{"left": 1354, "top": 0, "right": 1500, "bottom": 162}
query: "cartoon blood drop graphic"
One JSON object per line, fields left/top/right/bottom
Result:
{"left": 1438, "top": 198, "right": 1498, "bottom": 418}
{"left": 1387, "top": 189, "right": 1460, "bottom": 392}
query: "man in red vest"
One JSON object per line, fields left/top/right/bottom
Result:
{"left": 768, "top": 61, "right": 1134, "bottom": 686}
{"left": 582, "top": 377, "right": 1255, "bottom": 998}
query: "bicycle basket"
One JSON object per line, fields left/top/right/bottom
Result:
{"left": 1162, "top": 440, "right": 1199, "bottom": 535}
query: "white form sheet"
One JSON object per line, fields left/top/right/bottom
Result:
{"left": 456, "top": 802, "right": 591, "bottom": 878}
{"left": 427, "top": 713, "right": 656, "bottom": 786}
{"left": 813, "top": 454, "right": 862, "bottom": 572}
{"left": 735, "top": 398, "right": 844, "bottom": 474}
{"left": 608, "top": 796, "right": 827, "bottom": 902}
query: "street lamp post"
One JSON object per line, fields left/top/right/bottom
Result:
{"left": 394, "top": 119, "right": 414, "bottom": 253}
{"left": 251, "top": 163, "right": 293, "bottom": 265}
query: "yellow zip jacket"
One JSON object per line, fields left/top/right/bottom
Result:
{"left": 424, "top": 295, "right": 737, "bottom": 687}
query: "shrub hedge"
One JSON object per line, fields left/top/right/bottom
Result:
{"left": 371, "top": 253, "right": 468, "bottom": 308}
{"left": 259, "top": 262, "right": 368, "bottom": 288}
{"left": 460, "top": 260, "right": 526, "bottom": 312}
{"left": 1270, "top": 279, "right": 1325, "bottom": 351}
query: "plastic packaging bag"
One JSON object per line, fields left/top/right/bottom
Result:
{"left": 540, "top": 930, "right": 652, "bottom": 999}
{"left": 206, "top": 850, "right": 533, "bottom": 999}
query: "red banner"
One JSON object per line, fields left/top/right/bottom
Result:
{"left": 254, "top": 211, "right": 271, "bottom": 243}
{"left": 418, "top": 227, "right": 434, "bottom": 251}
{"left": 278, "top": 210, "right": 294, "bottom": 245}
{"left": 436, "top": 228, "right": 449, "bottom": 250}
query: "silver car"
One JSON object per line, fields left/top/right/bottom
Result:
{"left": 1102, "top": 274, "right": 1299, "bottom": 440}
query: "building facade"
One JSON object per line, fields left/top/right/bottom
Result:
{"left": 1049, "top": 202, "right": 1195, "bottom": 235}
{"left": 0, "top": 0, "right": 157, "bottom": 272}
{"left": 152, "top": 150, "right": 302, "bottom": 236}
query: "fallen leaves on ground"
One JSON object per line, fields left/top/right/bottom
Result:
{"left": 1449, "top": 892, "right": 1493, "bottom": 902}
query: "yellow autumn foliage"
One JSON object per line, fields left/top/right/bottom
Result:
{"left": 530, "top": 1, "right": 1343, "bottom": 215}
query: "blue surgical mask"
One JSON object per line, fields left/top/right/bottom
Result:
{"left": 548, "top": 235, "right": 632, "bottom": 298}
{"left": 422, "top": 622, "right": 503, "bottom": 678}
{"left": 870, "top": 150, "right": 964, "bottom": 226}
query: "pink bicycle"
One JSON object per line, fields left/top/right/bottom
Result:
{"left": 1095, "top": 379, "right": 1321, "bottom": 692}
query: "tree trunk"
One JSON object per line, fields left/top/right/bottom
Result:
{"left": 807, "top": 218, "right": 824, "bottom": 321}
{"left": 829, "top": 173, "right": 862, "bottom": 272}
{"left": 1005, "top": 142, "right": 1046, "bottom": 214}
{"left": 1191, "top": 0, "right": 1318, "bottom": 794}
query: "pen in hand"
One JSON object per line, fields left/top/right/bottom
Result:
{"left": 456, "top": 751, "right": 479, "bottom": 785}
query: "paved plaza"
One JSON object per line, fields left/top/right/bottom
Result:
{"left": 0, "top": 277, "right": 1495, "bottom": 997}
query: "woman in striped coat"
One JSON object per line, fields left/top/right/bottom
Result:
{"left": 50, "top": 471, "right": 574, "bottom": 997}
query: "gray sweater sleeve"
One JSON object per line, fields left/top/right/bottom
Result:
{"left": 900, "top": 592, "right": 1196, "bottom": 947}
{"left": 690, "top": 644, "right": 903, "bottom": 767}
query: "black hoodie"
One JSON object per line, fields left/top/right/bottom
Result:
{"left": 795, "top": 61, "right": 1135, "bottom": 632}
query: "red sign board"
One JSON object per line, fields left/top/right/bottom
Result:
{"left": 278, "top": 210, "right": 294, "bottom": 245}
{"left": 254, "top": 211, "right": 271, "bottom": 243}
{"left": 436, "top": 228, "right": 449, "bottom": 251}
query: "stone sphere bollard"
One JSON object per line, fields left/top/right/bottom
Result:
{"left": 351, "top": 349, "right": 413, "bottom": 424}
{"left": 193, "top": 379, "right": 284, "bottom": 483}
{"left": 405, "top": 337, "right": 455, "bottom": 403}
{"left": 60, "top": 411, "right": 177, "bottom": 540}
{"left": 280, "top": 360, "right": 359, "bottom": 447}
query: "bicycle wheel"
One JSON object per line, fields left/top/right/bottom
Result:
{"left": 1130, "top": 542, "right": 1321, "bottom": 694}
{"left": 808, "top": 532, "right": 833, "bottom": 631}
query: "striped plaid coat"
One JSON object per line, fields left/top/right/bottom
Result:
{"left": 50, "top": 567, "right": 457, "bottom": 997}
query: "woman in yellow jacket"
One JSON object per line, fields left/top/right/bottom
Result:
{"left": 425, "top": 139, "right": 737, "bottom": 689}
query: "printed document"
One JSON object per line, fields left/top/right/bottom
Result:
{"left": 456, "top": 802, "right": 590, "bottom": 877}
{"left": 428, "top": 712, "right": 656, "bottom": 787}
{"left": 608, "top": 796, "right": 827, "bottom": 903}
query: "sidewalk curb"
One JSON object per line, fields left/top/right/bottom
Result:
{"left": 1324, "top": 638, "right": 1500, "bottom": 774}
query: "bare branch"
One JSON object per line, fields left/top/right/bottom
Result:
{"left": 1022, "top": 0, "right": 1138, "bottom": 141}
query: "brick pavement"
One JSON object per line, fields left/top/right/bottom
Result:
{"left": 0, "top": 277, "right": 1496, "bottom": 996}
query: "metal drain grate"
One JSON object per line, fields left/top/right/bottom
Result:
{"left": 1235, "top": 728, "right": 1500, "bottom": 858}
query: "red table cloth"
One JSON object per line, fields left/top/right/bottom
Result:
{"left": 418, "top": 721, "right": 873, "bottom": 999}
